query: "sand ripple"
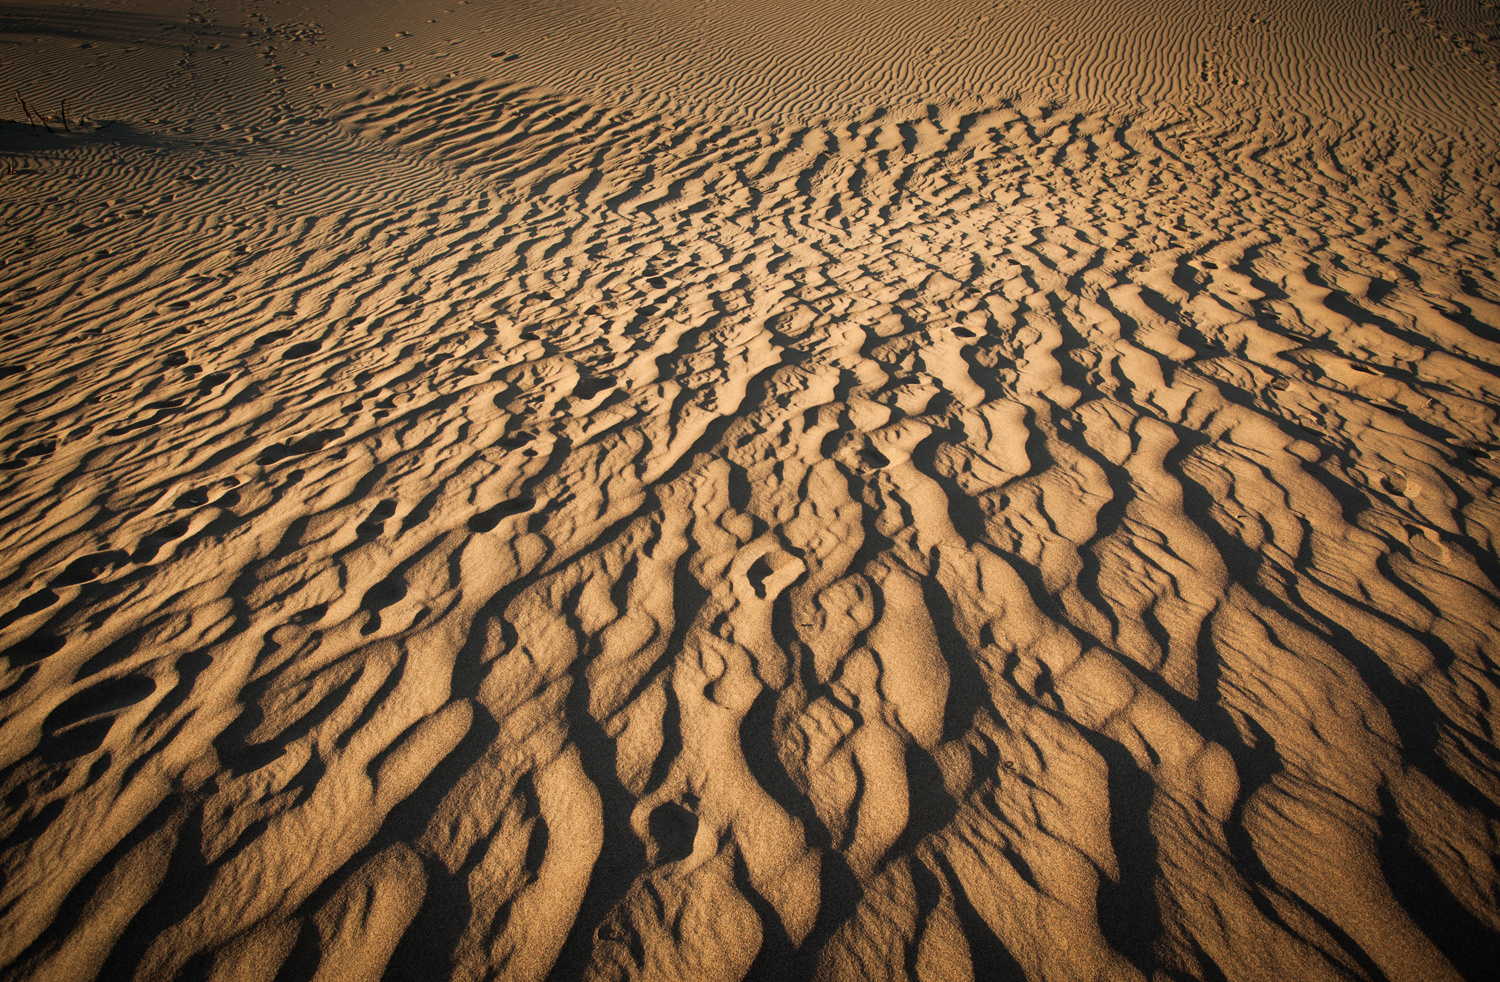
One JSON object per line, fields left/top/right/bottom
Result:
{"left": 2, "top": 34, "right": 1499, "bottom": 982}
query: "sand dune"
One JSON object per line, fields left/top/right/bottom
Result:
{"left": 2, "top": 0, "right": 1499, "bottom": 979}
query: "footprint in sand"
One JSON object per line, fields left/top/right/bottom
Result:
{"left": 1, "top": 633, "right": 66, "bottom": 667}
{"left": 573, "top": 376, "right": 613, "bottom": 400}
{"left": 357, "top": 498, "right": 398, "bottom": 539}
{"left": 646, "top": 800, "right": 699, "bottom": 865}
{"left": 497, "top": 430, "right": 536, "bottom": 452}
{"left": 1, "top": 439, "right": 56, "bottom": 470}
{"left": 289, "top": 603, "right": 327, "bottom": 626}
{"left": 468, "top": 496, "right": 537, "bottom": 533}
{"left": 283, "top": 340, "right": 321, "bottom": 360}
{"left": 1448, "top": 437, "right": 1492, "bottom": 462}
{"left": 52, "top": 551, "right": 129, "bottom": 588}
{"left": 1406, "top": 524, "right": 1452, "bottom": 563}
{"left": 41, "top": 674, "right": 156, "bottom": 760}
{"left": 132, "top": 518, "right": 191, "bottom": 562}
{"left": 0, "top": 589, "right": 59, "bottom": 631}
{"left": 196, "top": 370, "right": 232, "bottom": 394}
{"left": 174, "top": 476, "right": 242, "bottom": 510}
{"left": 258, "top": 429, "right": 343, "bottom": 465}
{"left": 175, "top": 487, "right": 210, "bottom": 508}
{"left": 360, "top": 574, "right": 410, "bottom": 635}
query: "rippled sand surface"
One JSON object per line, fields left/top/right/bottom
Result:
{"left": 2, "top": 1, "right": 1498, "bottom": 979}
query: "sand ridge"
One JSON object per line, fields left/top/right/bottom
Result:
{"left": 2, "top": 1, "right": 1500, "bottom": 980}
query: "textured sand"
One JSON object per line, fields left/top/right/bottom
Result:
{"left": 2, "top": 1, "right": 1499, "bottom": 980}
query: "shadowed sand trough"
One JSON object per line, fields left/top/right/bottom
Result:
{"left": 2, "top": 1, "right": 1499, "bottom": 980}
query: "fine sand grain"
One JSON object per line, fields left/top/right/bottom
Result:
{"left": 2, "top": 1, "right": 1499, "bottom": 980}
